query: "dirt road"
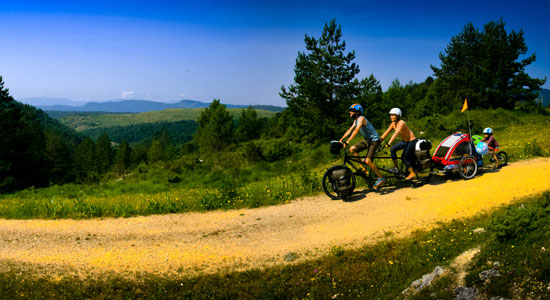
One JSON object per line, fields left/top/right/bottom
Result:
{"left": 1, "top": 158, "right": 549, "bottom": 279}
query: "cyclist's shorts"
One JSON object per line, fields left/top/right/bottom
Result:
{"left": 353, "top": 139, "right": 381, "bottom": 161}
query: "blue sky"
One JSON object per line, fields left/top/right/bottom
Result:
{"left": 1, "top": 0, "right": 549, "bottom": 107}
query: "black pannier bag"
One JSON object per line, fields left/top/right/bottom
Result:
{"left": 415, "top": 139, "right": 432, "bottom": 170}
{"left": 330, "top": 140, "right": 343, "bottom": 154}
{"left": 329, "top": 167, "right": 353, "bottom": 198}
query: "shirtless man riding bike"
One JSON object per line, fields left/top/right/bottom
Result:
{"left": 380, "top": 108, "right": 418, "bottom": 180}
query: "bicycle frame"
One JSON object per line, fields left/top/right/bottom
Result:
{"left": 323, "top": 146, "right": 434, "bottom": 200}
{"left": 341, "top": 150, "right": 406, "bottom": 182}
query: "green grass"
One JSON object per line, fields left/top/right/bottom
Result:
{"left": 1, "top": 110, "right": 548, "bottom": 220}
{"left": 2, "top": 191, "right": 549, "bottom": 299}
{"left": 0, "top": 169, "right": 322, "bottom": 219}
{"left": 60, "top": 108, "right": 277, "bottom": 131}
{"left": 0, "top": 143, "right": 328, "bottom": 219}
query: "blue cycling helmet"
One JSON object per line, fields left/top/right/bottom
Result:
{"left": 483, "top": 127, "right": 493, "bottom": 134}
{"left": 349, "top": 103, "right": 363, "bottom": 114}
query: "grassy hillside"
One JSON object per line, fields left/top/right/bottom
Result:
{"left": 0, "top": 110, "right": 549, "bottom": 299}
{"left": 80, "top": 120, "right": 197, "bottom": 144}
{"left": 1, "top": 109, "right": 548, "bottom": 220}
{"left": 59, "top": 108, "right": 278, "bottom": 131}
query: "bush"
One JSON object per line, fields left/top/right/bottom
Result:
{"left": 490, "top": 205, "right": 537, "bottom": 242}
{"left": 523, "top": 139, "right": 544, "bottom": 157}
{"left": 261, "top": 139, "right": 296, "bottom": 162}
{"left": 465, "top": 192, "right": 550, "bottom": 299}
{"left": 242, "top": 141, "right": 262, "bottom": 162}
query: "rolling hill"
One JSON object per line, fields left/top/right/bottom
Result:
{"left": 58, "top": 108, "right": 278, "bottom": 132}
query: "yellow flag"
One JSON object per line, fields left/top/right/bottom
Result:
{"left": 461, "top": 98, "right": 468, "bottom": 113}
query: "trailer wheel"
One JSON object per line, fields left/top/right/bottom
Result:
{"left": 459, "top": 156, "right": 478, "bottom": 179}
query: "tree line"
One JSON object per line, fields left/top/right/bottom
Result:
{"left": 280, "top": 19, "right": 546, "bottom": 142}
{"left": 1, "top": 18, "right": 547, "bottom": 192}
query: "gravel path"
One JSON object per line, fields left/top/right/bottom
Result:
{"left": 1, "top": 157, "right": 549, "bottom": 279}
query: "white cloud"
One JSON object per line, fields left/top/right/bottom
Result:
{"left": 121, "top": 90, "right": 135, "bottom": 99}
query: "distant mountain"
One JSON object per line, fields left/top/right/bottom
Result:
{"left": 536, "top": 89, "right": 550, "bottom": 107}
{"left": 21, "top": 98, "right": 285, "bottom": 113}
{"left": 19, "top": 97, "right": 87, "bottom": 107}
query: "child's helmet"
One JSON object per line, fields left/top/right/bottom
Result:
{"left": 389, "top": 107, "right": 402, "bottom": 117}
{"left": 349, "top": 103, "right": 363, "bottom": 114}
{"left": 483, "top": 128, "right": 493, "bottom": 134}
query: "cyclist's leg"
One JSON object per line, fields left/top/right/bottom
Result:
{"left": 351, "top": 140, "right": 369, "bottom": 173}
{"left": 402, "top": 140, "right": 418, "bottom": 180}
{"left": 365, "top": 140, "right": 383, "bottom": 179}
{"left": 488, "top": 147, "right": 499, "bottom": 167}
{"left": 390, "top": 141, "right": 407, "bottom": 168}
{"left": 350, "top": 139, "right": 368, "bottom": 155}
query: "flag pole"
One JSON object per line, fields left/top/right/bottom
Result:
{"left": 467, "top": 107, "right": 472, "bottom": 138}
{"left": 461, "top": 98, "right": 474, "bottom": 154}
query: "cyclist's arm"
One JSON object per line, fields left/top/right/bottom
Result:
{"left": 380, "top": 124, "right": 394, "bottom": 140}
{"left": 343, "top": 117, "right": 366, "bottom": 146}
{"left": 340, "top": 124, "right": 356, "bottom": 146}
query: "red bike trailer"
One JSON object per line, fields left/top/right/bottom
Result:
{"left": 431, "top": 132, "right": 483, "bottom": 179}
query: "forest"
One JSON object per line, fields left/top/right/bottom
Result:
{"left": 0, "top": 18, "right": 548, "bottom": 193}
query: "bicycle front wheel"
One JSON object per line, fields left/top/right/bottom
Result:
{"left": 322, "top": 166, "right": 356, "bottom": 200}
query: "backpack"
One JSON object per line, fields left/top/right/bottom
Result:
{"left": 329, "top": 167, "right": 354, "bottom": 198}
{"left": 329, "top": 140, "right": 343, "bottom": 154}
{"left": 414, "top": 139, "right": 432, "bottom": 170}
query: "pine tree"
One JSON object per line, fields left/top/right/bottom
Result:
{"left": 356, "top": 74, "right": 384, "bottom": 128}
{"left": 113, "top": 141, "right": 131, "bottom": 175}
{"left": 95, "top": 132, "right": 113, "bottom": 174}
{"left": 194, "top": 99, "right": 234, "bottom": 154}
{"left": 431, "top": 19, "right": 546, "bottom": 110}
{"left": 235, "top": 106, "right": 261, "bottom": 141}
{"left": 44, "top": 130, "right": 73, "bottom": 184}
{"left": 73, "top": 137, "right": 97, "bottom": 183}
{"left": 147, "top": 139, "right": 165, "bottom": 163}
{"left": 0, "top": 77, "right": 48, "bottom": 191}
{"left": 280, "top": 19, "right": 360, "bottom": 141}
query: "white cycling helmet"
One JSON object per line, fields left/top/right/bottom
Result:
{"left": 483, "top": 127, "right": 493, "bottom": 134}
{"left": 389, "top": 107, "right": 402, "bottom": 117}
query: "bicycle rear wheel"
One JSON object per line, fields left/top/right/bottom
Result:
{"left": 496, "top": 151, "right": 508, "bottom": 166}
